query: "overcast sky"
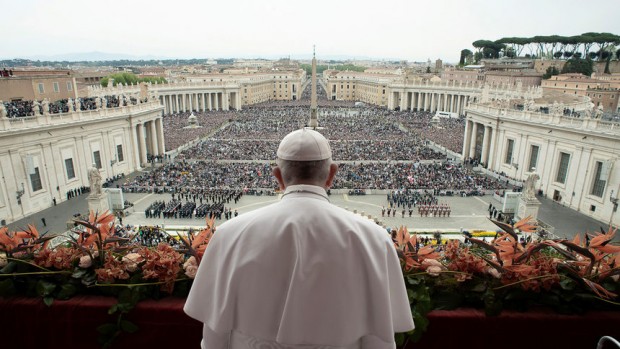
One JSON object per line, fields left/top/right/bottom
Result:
{"left": 2, "top": 0, "right": 618, "bottom": 63}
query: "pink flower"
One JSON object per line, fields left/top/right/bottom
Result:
{"left": 0, "top": 252, "right": 7, "bottom": 267}
{"left": 122, "top": 253, "right": 144, "bottom": 273}
{"left": 183, "top": 256, "right": 198, "bottom": 279}
{"left": 422, "top": 259, "right": 443, "bottom": 268}
{"left": 486, "top": 266, "right": 502, "bottom": 279}
{"left": 426, "top": 265, "right": 442, "bottom": 276}
{"left": 78, "top": 255, "right": 92, "bottom": 268}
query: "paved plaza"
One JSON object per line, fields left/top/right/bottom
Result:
{"left": 7, "top": 174, "right": 617, "bottom": 242}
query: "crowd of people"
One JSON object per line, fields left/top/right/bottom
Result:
{"left": 397, "top": 112, "right": 465, "bottom": 153}
{"left": 1, "top": 95, "right": 139, "bottom": 118}
{"left": 162, "top": 111, "right": 234, "bottom": 151}
{"left": 333, "top": 161, "right": 506, "bottom": 191}
{"left": 120, "top": 158, "right": 507, "bottom": 193}
{"left": 131, "top": 225, "right": 181, "bottom": 248}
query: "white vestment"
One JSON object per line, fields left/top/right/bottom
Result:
{"left": 185, "top": 184, "right": 414, "bottom": 348}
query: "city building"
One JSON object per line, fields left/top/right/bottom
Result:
{"left": 463, "top": 91, "right": 619, "bottom": 226}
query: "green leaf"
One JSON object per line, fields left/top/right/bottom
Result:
{"left": 433, "top": 290, "right": 463, "bottom": 310}
{"left": 116, "top": 303, "right": 134, "bottom": 313}
{"left": 56, "top": 283, "right": 77, "bottom": 300}
{"left": 120, "top": 320, "right": 139, "bottom": 334}
{"left": 36, "top": 280, "right": 57, "bottom": 297}
{"left": 1, "top": 261, "right": 17, "bottom": 273}
{"left": 81, "top": 272, "right": 97, "bottom": 286}
{"left": 483, "top": 289, "right": 503, "bottom": 316}
{"left": 108, "top": 304, "right": 118, "bottom": 315}
{"left": 560, "top": 278, "right": 576, "bottom": 291}
{"left": 394, "top": 332, "right": 405, "bottom": 347}
{"left": 97, "top": 323, "right": 118, "bottom": 336}
{"left": 43, "top": 296, "right": 54, "bottom": 306}
{"left": 72, "top": 269, "right": 87, "bottom": 279}
{"left": 0, "top": 278, "right": 16, "bottom": 296}
{"left": 470, "top": 282, "right": 487, "bottom": 293}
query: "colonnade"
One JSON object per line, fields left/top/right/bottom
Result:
{"left": 159, "top": 91, "right": 241, "bottom": 114}
{"left": 133, "top": 117, "right": 165, "bottom": 167}
{"left": 396, "top": 91, "right": 470, "bottom": 114}
{"left": 462, "top": 119, "right": 495, "bottom": 167}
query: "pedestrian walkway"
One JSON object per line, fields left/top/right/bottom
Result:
{"left": 7, "top": 183, "right": 617, "bottom": 242}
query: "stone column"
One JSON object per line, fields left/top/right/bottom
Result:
{"left": 181, "top": 94, "right": 186, "bottom": 112}
{"left": 481, "top": 125, "right": 491, "bottom": 166}
{"left": 208, "top": 93, "right": 212, "bottom": 110}
{"left": 215, "top": 93, "right": 220, "bottom": 110}
{"left": 462, "top": 120, "right": 472, "bottom": 159}
{"left": 132, "top": 124, "right": 141, "bottom": 169}
{"left": 488, "top": 126, "right": 497, "bottom": 169}
{"left": 144, "top": 121, "right": 153, "bottom": 156}
{"left": 137, "top": 123, "right": 147, "bottom": 166}
{"left": 156, "top": 117, "right": 165, "bottom": 155}
{"left": 150, "top": 120, "right": 159, "bottom": 156}
{"left": 469, "top": 122, "right": 478, "bottom": 160}
{"left": 430, "top": 93, "right": 435, "bottom": 112}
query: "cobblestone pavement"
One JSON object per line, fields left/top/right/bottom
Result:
{"left": 8, "top": 179, "right": 616, "bottom": 242}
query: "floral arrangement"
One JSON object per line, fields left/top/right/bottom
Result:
{"left": 393, "top": 216, "right": 620, "bottom": 345}
{"left": 0, "top": 210, "right": 214, "bottom": 346}
{"left": 1, "top": 211, "right": 619, "bottom": 347}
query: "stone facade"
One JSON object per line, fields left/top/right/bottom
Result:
{"left": 463, "top": 102, "right": 620, "bottom": 227}
{"left": 0, "top": 101, "right": 164, "bottom": 224}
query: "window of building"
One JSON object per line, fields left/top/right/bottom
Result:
{"left": 116, "top": 145, "right": 124, "bottom": 162}
{"left": 30, "top": 167, "right": 43, "bottom": 192}
{"left": 53, "top": 82, "right": 60, "bottom": 93}
{"left": 93, "top": 151, "right": 102, "bottom": 169}
{"left": 67, "top": 81, "right": 73, "bottom": 91}
{"left": 504, "top": 139, "right": 514, "bottom": 164}
{"left": 38, "top": 83, "right": 45, "bottom": 94}
{"left": 65, "top": 158, "right": 75, "bottom": 179}
{"left": 555, "top": 152, "right": 570, "bottom": 184}
{"left": 590, "top": 161, "right": 606, "bottom": 198}
{"left": 528, "top": 145, "right": 539, "bottom": 172}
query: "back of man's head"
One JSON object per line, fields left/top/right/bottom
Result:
{"left": 275, "top": 129, "right": 335, "bottom": 187}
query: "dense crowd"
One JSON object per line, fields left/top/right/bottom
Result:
{"left": 121, "top": 159, "right": 507, "bottom": 192}
{"left": 1, "top": 95, "right": 138, "bottom": 118}
{"left": 178, "top": 139, "right": 443, "bottom": 161}
{"left": 162, "top": 111, "right": 234, "bottom": 151}
{"left": 333, "top": 162, "right": 506, "bottom": 191}
{"left": 174, "top": 105, "right": 447, "bottom": 161}
{"left": 397, "top": 112, "right": 465, "bottom": 153}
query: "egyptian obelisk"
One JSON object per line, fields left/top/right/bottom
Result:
{"left": 308, "top": 45, "right": 319, "bottom": 129}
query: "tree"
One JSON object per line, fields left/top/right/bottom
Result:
{"left": 543, "top": 66, "right": 560, "bottom": 79}
{"left": 474, "top": 52, "right": 483, "bottom": 63}
{"left": 505, "top": 47, "right": 516, "bottom": 58}
{"left": 616, "top": 48, "right": 620, "bottom": 60}
{"left": 553, "top": 51, "right": 564, "bottom": 59}
{"left": 101, "top": 72, "right": 166, "bottom": 87}
{"left": 561, "top": 57, "right": 593, "bottom": 76}
{"left": 459, "top": 49, "right": 473, "bottom": 66}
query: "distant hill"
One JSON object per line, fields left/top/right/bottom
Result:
{"left": 22, "top": 51, "right": 173, "bottom": 62}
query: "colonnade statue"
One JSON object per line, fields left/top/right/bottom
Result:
{"left": 88, "top": 163, "right": 103, "bottom": 196}
{"left": 523, "top": 170, "right": 540, "bottom": 200}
